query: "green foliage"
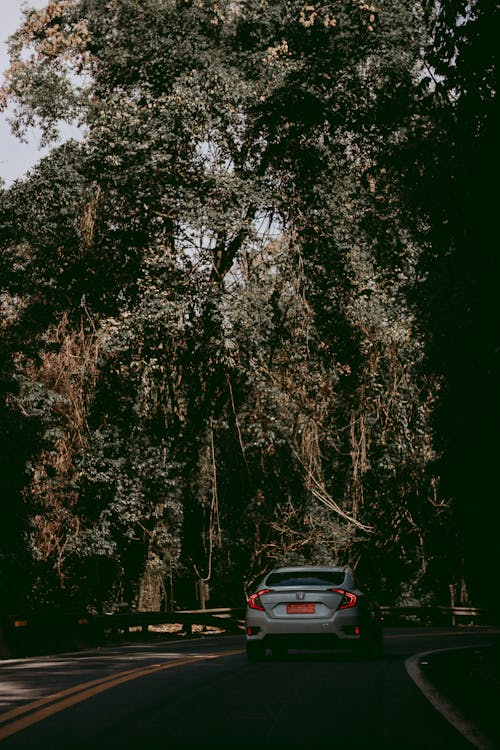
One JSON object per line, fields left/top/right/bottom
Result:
{"left": 0, "top": 0, "right": 494, "bottom": 611}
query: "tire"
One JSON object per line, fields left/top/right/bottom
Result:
{"left": 246, "top": 641, "right": 266, "bottom": 661}
{"left": 272, "top": 644, "right": 288, "bottom": 660}
{"left": 356, "top": 634, "right": 383, "bottom": 660}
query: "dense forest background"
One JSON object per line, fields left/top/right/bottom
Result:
{"left": 0, "top": 0, "right": 497, "bottom": 613}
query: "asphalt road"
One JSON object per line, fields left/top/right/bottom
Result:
{"left": 0, "top": 627, "right": 498, "bottom": 750}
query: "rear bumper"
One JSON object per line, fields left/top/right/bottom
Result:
{"left": 252, "top": 632, "right": 359, "bottom": 650}
{"left": 246, "top": 610, "right": 360, "bottom": 639}
{"left": 245, "top": 611, "right": 382, "bottom": 654}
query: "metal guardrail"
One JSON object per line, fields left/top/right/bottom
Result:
{"left": 96, "top": 605, "right": 499, "bottom": 633}
{"left": 94, "top": 608, "right": 246, "bottom": 637}
{"left": 1, "top": 605, "right": 499, "bottom": 659}
{"left": 0, "top": 608, "right": 246, "bottom": 659}
{"left": 380, "top": 605, "right": 500, "bottom": 626}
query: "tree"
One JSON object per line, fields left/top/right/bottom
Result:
{"left": 410, "top": 0, "right": 500, "bottom": 603}
{"left": 1, "top": 0, "right": 481, "bottom": 611}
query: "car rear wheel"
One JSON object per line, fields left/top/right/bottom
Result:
{"left": 246, "top": 642, "right": 266, "bottom": 661}
{"left": 271, "top": 644, "right": 288, "bottom": 660}
{"left": 356, "top": 634, "right": 383, "bottom": 660}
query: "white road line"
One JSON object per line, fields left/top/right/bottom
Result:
{"left": 405, "top": 647, "right": 497, "bottom": 750}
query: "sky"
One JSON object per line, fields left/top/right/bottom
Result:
{"left": 0, "top": 0, "right": 80, "bottom": 186}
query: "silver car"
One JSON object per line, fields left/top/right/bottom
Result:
{"left": 245, "top": 565, "right": 383, "bottom": 660}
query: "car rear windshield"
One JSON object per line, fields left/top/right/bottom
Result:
{"left": 266, "top": 571, "right": 346, "bottom": 587}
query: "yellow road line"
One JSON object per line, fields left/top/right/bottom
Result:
{"left": 0, "top": 664, "right": 167, "bottom": 725}
{"left": 0, "top": 649, "right": 243, "bottom": 742}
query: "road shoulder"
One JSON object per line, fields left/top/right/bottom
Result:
{"left": 406, "top": 644, "right": 500, "bottom": 750}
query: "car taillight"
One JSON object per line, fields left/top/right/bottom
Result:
{"left": 332, "top": 589, "right": 357, "bottom": 609}
{"left": 247, "top": 589, "right": 273, "bottom": 611}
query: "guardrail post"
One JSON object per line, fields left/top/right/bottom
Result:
{"left": 449, "top": 584, "right": 456, "bottom": 626}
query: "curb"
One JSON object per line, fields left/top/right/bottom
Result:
{"left": 405, "top": 647, "right": 497, "bottom": 750}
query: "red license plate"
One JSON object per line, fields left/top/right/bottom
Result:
{"left": 286, "top": 602, "right": 315, "bottom": 614}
